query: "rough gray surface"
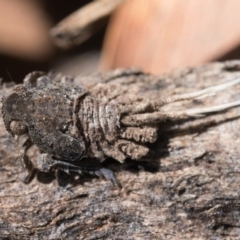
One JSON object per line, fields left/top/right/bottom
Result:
{"left": 1, "top": 60, "right": 240, "bottom": 239}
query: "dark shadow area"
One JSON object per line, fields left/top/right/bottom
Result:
{"left": 42, "top": 0, "right": 90, "bottom": 24}
{"left": 0, "top": 56, "right": 50, "bottom": 84}
{"left": 36, "top": 169, "right": 99, "bottom": 187}
{"left": 36, "top": 169, "right": 56, "bottom": 184}
{"left": 215, "top": 44, "right": 240, "bottom": 62}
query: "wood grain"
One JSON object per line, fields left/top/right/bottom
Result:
{"left": 1, "top": 60, "right": 240, "bottom": 239}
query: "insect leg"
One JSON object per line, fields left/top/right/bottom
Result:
{"left": 176, "top": 100, "right": 240, "bottom": 117}
{"left": 121, "top": 100, "right": 240, "bottom": 126}
{"left": 118, "top": 77, "right": 240, "bottom": 116}
{"left": 120, "top": 100, "right": 157, "bottom": 114}
{"left": 121, "top": 111, "right": 184, "bottom": 126}
{"left": 18, "top": 138, "right": 35, "bottom": 183}
{"left": 120, "top": 126, "right": 158, "bottom": 143}
{"left": 159, "top": 77, "right": 240, "bottom": 106}
{"left": 37, "top": 153, "right": 121, "bottom": 187}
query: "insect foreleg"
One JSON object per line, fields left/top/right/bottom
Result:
{"left": 18, "top": 138, "right": 35, "bottom": 183}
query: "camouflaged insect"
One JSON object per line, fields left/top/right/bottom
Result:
{"left": 2, "top": 70, "right": 240, "bottom": 187}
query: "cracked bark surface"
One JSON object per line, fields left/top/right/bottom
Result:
{"left": 1, "top": 60, "right": 240, "bottom": 239}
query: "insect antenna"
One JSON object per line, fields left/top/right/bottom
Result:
{"left": 5, "top": 68, "right": 14, "bottom": 82}
{"left": 121, "top": 77, "right": 240, "bottom": 126}
{"left": 159, "top": 77, "right": 240, "bottom": 106}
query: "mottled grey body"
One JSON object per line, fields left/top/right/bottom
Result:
{"left": 2, "top": 70, "right": 240, "bottom": 187}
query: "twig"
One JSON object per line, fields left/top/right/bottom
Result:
{"left": 51, "top": 0, "right": 126, "bottom": 49}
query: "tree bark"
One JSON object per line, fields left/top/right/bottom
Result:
{"left": 1, "top": 60, "right": 240, "bottom": 239}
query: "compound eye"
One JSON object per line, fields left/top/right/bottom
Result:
{"left": 10, "top": 121, "right": 28, "bottom": 136}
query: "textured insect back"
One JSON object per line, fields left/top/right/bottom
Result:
{"left": 78, "top": 95, "right": 123, "bottom": 161}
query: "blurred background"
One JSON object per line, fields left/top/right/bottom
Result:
{"left": 1, "top": 0, "right": 240, "bottom": 83}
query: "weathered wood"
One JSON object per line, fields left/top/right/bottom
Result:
{"left": 1, "top": 60, "right": 240, "bottom": 239}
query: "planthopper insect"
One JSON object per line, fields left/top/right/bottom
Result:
{"left": 2, "top": 70, "right": 240, "bottom": 187}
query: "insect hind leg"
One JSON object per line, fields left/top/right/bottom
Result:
{"left": 37, "top": 153, "right": 121, "bottom": 187}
